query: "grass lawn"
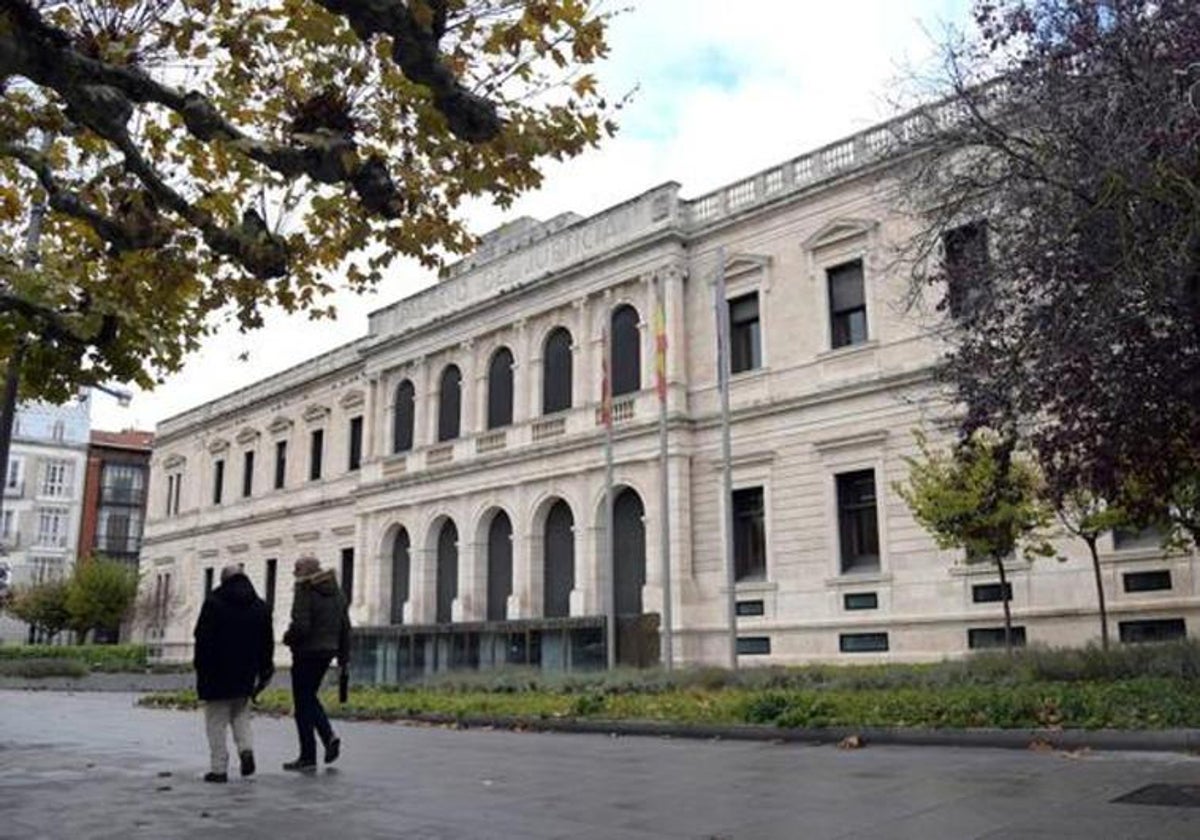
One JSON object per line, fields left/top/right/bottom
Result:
{"left": 138, "top": 642, "right": 1200, "bottom": 731}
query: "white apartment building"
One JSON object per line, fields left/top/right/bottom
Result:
{"left": 142, "top": 112, "right": 1196, "bottom": 673}
{"left": 1, "top": 397, "right": 90, "bottom": 643}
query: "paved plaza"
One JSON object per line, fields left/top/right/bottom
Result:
{"left": 1, "top": 691, "right": 1199, "bottom": 839}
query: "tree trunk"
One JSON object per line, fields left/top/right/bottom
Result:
{"left": 996, "top": 556, "right": 1014, "bottom": 656}
{"left": 0, "top": 341, "right": 26, "bottom": 537}
{"left": 1087, "top": 536, "right": 1109, "bottom": 650}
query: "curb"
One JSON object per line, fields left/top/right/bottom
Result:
{"left": 386, "top": 713, "right": 1200, "bottom": 754}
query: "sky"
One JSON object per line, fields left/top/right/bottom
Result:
{"left": 91, "top": 0, "right": 973, "bottom": 433}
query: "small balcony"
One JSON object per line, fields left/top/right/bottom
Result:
{"left": 95, "top": 533, "right": 142, "bottom": 557}
{"left": 0, "top": 531, "right": 20, "bottom": 551}
{"left": 100, "top": 484, "right": 146, "bottom": 507}
{"left": 3, "top": 480, "right": 23, "bottom": 499}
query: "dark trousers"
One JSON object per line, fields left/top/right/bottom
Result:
{"left": 291, "top": 654, "right": 335, "bottom": 760}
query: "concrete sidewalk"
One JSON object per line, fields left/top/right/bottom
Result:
{"left": 1, "top": 690, "right": 1199, "bottom": 839}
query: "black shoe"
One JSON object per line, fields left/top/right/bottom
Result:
{"left": 203, "top": 772, "right": 228, "bottom": 783}
{"left": 324, "top": 737, "right": 341, "bottom": 765}
{"left": 239, "top": 750, "right": 256, "bottom": 777}
{"left": 282, "top": 758, "right": 317, "bottom": 772}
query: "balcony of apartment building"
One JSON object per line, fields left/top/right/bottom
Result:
{"left": 93, "top": 531, "right": 141, "bottom": 562}
{"left": 3, "top": 479, "right": 24, "bottom": 499}
{"left": 99, "top": 482, "right": 146, "bottom": 508}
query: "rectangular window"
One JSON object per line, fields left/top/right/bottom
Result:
{"left": 733, "top": 486, "right": 766, "bottom": 581}
{"left": 736, "top": 636, "right": 771, "bottom": 655}
{"left": 165, "top": 474, "right": 175, "bottom": 516}
{"left": 839, "top": 632, "right": 889, "bottom": 653}
{"left": 340, "top": 547, "right": 354, "bottom": 602}
{"left": 171, "top": 471, "right": 182, "bottom": 515}
{"left": 41, "top": 460, "right": 71, "bottom": 497}
{"left": 837, "top": 470, "right": 880, "bottom": 573}
{"left": 265, "top": 558, "right": 277, "bottom": 610}
{"left": 1113, "top": 525, "right": 1164, "bottom": 551}
{"left": 35, "top": 507, "right": 68, "bottom": 547}
{"left": 348, "top": 416, "right": 363, "bottom": 471}
{"left": 1119, "top": 619, "right": 1186, "bottom": 644}
{"left": 943, "top": 220, "right": 990, "bottom": 320}
{"left": 972, "top": 582, "right": 1013, "bottom": 603}
{"left": 310, "top": 429, "right": 324, "bottom": 481}
{"left": 5, "top": 457, "right": 21, "bottom": 491}
{"left": 968, "top": 626, "right": 1027, "bottom": 650}
{"left": 827, "top": 259, "right": 867, "bottom": 349}
{"left": 242, "top": 450, "right": 254, "bottom": 498}
{"left": 728, "top": 292, "right": 762, "bottom": 374}
{"left": 100, "top": 463, "right": 145, "bottom": 505}
{"left": 212, "top": 459, "right": 224, "bottom": 505}
{"left": 1, "top": 510, "right": 14, "bottom": 540}
{"left": 735, "top": 599, "right": 765, "bottom": 617}
{"left": 1123, "top": 570, "right": 1172, "bottom": 593}
{"left": 843, "top": 592, "right": 878, "bottom": 611}
{"left": 274, "top": 440, "right": 287, "bottom": 489}
{"left": 204, "top": 567, "right": 214, "bottom": 597}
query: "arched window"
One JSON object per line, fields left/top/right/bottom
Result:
{"left": 611, "top": 304, "right": 641, "bottom": 397}
{"left": 542, "top": 327, "right": 573, "bottom": 414}
{"left": 392, "top": 380, "right": 415, "bottom": 454}
{"left": 486, "top": 512, "right": 513, "bottom": 621}
{"left": 436, "top": 519, "right": 458, "bottom": 623}
{"left": 543, "top": 500, "right": 574, "bottom": 618}
{"left": 390, "top": 527, "right": 410, "bottom": 625}
{"left": 487, "top": 348, "right": 514, "bottom": 430}
{"left": 437, "top": 365, "right": 461, "bottom": 442}
{"left": 613, "top": 488, "right": 646, "bottom": 617}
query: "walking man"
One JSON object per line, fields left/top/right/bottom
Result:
{"left": 281, "top": 556, "right": 350, "bottom": 771}
{"left": 193, "top": 564, "right": 275, "bottom": 783}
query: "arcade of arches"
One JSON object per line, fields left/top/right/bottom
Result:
{"left": 383, "top": 487, "right": 651, "bottom": 662}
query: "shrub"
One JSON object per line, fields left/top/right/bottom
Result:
{"left": 0, "top": 644, "right": 148, "bottom": 671}
{"left": 0, "top": 658, "right": 88, "bottom": 678}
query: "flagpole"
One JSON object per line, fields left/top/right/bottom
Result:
{"left": 713, "top": 247, "right": 738, "bottom": 670}
{"left": 654, "top": 272, "right": 673, "bottom": 671}
{"left": 601, "top": 325, "right": 616, "bottom": 670}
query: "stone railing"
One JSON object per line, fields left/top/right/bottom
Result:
{"left": 426, "top": 445, "right": 454, "bottom": 467}
{"left": 682, "top": 95, "right": 976, "bottom": 230}
{"left": 476, "top": 430, "right": 507, "bottom": 454}
{"left": 531, "top": 415, "right": 566, "bottom": 441}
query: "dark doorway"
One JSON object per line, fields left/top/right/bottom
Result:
{"left": 613, "top": 487, "right": 646, "bottom": 616}
{"left": 611, "top": 304, "right": 641, "bottom": 397}
{"left": 438, "top": 365, "right": 461, "bottom": 442}
{"left": 542, "top": 327, "right": 573, "bottom": 414}
{"left": 543, "top": 500, "right": 574, "bottom": 618}
{"left": 393, "top": 380, "right": 415, "bottom": 453}
{"left": 486, "top": 512, "right": 513, "bottom": 621}
{"left": 436, "top": 519, "right": 458, "bottom": 623}
{"left": 487, "top": 348, "right": 514, "bottom": 429}
{"left": 391, "top": 528, "right": 410, "bottom": 625}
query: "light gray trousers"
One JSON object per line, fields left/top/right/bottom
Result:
{"left": 203, "top": 697, "right": 253, "bottom": 773}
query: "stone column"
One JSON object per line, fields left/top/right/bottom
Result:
{"left": 416, "top": 356, "right": 433, "bottom": 449}
{"left": 409, "top": 546, "right": 436, "bottom": 624}
{"left": 365, "top": 375, "right": 379, "bottom": 461}
{"left": 570, "top": 298, "right": 588, "bottom": 408}
{"left": 460, "top": 339, "right": 478, "bottom": 437}
{"left": 513, "top": 318, "right": 531, "bottom": 424}
{"left": 661, "top": 261, "right": 687, "bottom": 413}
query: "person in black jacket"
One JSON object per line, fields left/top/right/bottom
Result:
{"left": 281, "top": 556, "right": 350, "bottom": 771}
{"left": 193, "top": 564, "right": 274, "bottom": 783}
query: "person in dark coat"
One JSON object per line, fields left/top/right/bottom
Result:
{"left": 193, "top": 564, "right": 275, "bottom": 783}
{"left": 281, "top": 556, "right": 350, "bottom": 771}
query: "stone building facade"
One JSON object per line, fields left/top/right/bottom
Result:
{"left": 141, "top": 114, "right": 1196, "bottom": 668}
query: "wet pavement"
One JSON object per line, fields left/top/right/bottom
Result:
{"left": 1, "top": 690, "right": 1199, "bottom": 839}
